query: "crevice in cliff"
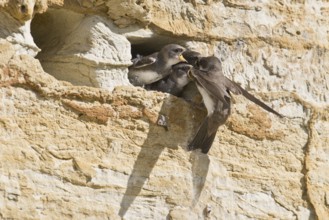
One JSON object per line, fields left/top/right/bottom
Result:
{"left": 31, "top": 10, "right": 59, "bottom": 60}
{"left": 30, "top": 8, "right": 191, "bottom": 91}
{"left": 30, "top": 8, "right": 135, "bottom": 90}
{"left": 30, "top": 9, "right": 91, "bottom": 86}
{"left": 301, "top": 110, "right": 318, "bottom": 220}
{"left": 129, "top": 35, "right": 188, "bottom": 58}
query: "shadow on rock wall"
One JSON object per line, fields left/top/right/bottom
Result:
{"left": 119, "top": 96, "right": 210, "bottom": 217}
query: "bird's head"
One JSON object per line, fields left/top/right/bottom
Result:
{"left": 160, "top": 44, "right": 187, "bottom": 67}
{"left": 195, "top": 56, "right": 222, "bottom": 72}
{"left": 181, "top": 50, "right": 202, "bottom": 66}
{"left": 171, "top": 63, "right": 193, "bottom": 87}
{"left": 172, "top": 63, "right": 193, "bottom": 78}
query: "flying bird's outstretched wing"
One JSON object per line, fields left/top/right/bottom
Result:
{"left": 187, "top": 56, "right": 282, "bottom": 154}
{"left": 224, "top": 78, "right": 283, "bottom": 117}
{"left": 189, "top": 68, "right": 230, "bottom": 105}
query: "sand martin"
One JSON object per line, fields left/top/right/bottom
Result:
{"left": 128, "top": 44, "right": 187, "bottom": 86}
{"left": 188, "top": 56, "right": 282, "bottom": 153}
{"left": 146, "top": 63, "right": 193, "bottom": 96}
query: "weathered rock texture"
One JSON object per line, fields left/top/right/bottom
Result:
{"left": 31, "top": 9, "right": 132, "bottom": 90}
{"left": 1, "top": 0, "right": 329, "bottom": 219}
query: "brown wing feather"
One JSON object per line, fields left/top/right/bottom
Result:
{"left": 130, "top": 52, "right": 158, "bottom": 69}
{"left": 191, "top": 68, "right": 229, "bottom": 105}
{"left": 225, "top": 78, "right": 283, "bottom": 117}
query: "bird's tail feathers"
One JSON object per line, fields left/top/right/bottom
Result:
{"left": 233, "top": 82, "right": 283, "bottom": 118}
{"left": 188, "top": 117, "right": 216, "bottom": 154}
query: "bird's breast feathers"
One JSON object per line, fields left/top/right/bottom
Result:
{"left": 129, "top": 69, "right": 162, "bottom": 84}
{"left": 197, "top": 85, "right": 216, "bottom": 116}
{"left": 175, "top": 75, "right": 189, "bottom": 87}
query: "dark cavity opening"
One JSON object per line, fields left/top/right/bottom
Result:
{"left": 129, "top": 35, "right": 188, "bottom": 58}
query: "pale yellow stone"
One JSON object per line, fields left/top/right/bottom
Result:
{"left": 1, "top": 0, "right": 329, "bottom": 219}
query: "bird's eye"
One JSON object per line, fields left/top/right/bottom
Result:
{"left": 174, "top": 48, "right": 183, "bottom": 53}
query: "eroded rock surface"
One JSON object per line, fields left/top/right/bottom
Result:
{"left": 1, "top": 0, "right": 329, "bottom": 219}
{"left": 32, "top": 9, "right": 132, "bottom": 90}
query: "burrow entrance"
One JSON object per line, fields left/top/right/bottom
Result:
{"left": 30, "top": 8, "right": 189, "bottom": 89}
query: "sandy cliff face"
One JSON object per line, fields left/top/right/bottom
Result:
{"left": 0, "top": 0, "right": 329, "bottom": 219}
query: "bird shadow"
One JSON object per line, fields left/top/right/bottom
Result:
{"left": 189, "top": 151, "right": 210, "bottom": 207}
{"left": 118, "top": 95, "right": 210, "bottom": 217}
{"left": 118, "top": 130, "right": 165, "bottom": 217}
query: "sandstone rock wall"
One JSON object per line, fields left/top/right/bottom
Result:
{"left": 1, "top": 0, "right": 329, "bottom": 219}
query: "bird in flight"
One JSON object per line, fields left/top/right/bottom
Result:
{"left": 187, "top": 56, "right": 283, "bottom": 154}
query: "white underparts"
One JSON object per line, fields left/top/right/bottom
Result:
{"left": 175, "top": 75, "right": 188, "bottom": 88}
{"left": 197, "top": 85, "right": 215, "bottom": 116}
{"left": 131, "top": 69, "right": 162, "bottom": 84}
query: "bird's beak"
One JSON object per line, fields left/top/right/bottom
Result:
{"left": 179, "top": 54, "right": 187, "bottom": 62}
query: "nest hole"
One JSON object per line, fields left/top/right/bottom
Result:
{"left": 129, "top": 35, "right": 188, "bottom": 58}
